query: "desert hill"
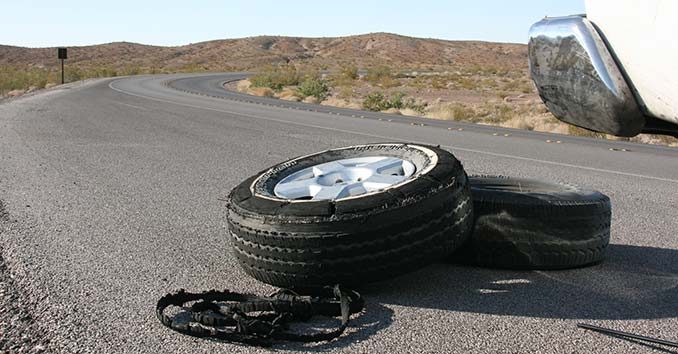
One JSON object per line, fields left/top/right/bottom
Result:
{"left": 0, "top": 33, "right": 526, "bottom": 73}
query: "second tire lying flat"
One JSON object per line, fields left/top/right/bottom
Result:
{"left": 452, "top": 175, "right": 612, "bottom": 270}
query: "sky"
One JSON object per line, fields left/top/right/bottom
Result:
{"left": 1, "top": 1, "right": 584, "bottom": 48}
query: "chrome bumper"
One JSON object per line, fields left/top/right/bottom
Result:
{"left": 528, "top": 16, "right": 645, "bottom": 137}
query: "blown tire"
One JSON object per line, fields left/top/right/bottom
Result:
{"left": 226, "top": 143, "right": 474, "bottom": 287}
{"left": 453, "top": 176, "right": 611, "bottom": 269}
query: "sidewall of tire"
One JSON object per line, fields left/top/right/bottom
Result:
{"left": 455, "top": 176, "right": 611, "bottom": 270}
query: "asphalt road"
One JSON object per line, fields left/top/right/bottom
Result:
{"left": 0, "top": 73, "right": 677, "bottom": 353}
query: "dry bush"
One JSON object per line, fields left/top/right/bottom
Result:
{"left": 248, "top": 87, "right": 275, "bottom": 97}
{"left": 429, "top": 77, "right": 447, "bottom": 89}
{"left": 426, "top": 103, "right": 477, "bottom": 121}
{"left": 365, "top": 66, "right": 391, "bottom": 83}
{"left": 475, "top": 103, "right": 515, "bottom": 124}
{"left": 320, "top": 97, "right": 362, "bottom": 109}
{"left": 425, "top": 100, "right": 546, "bottom": 126}
{"left": 565, "top": 125, "right": 678, "bottom": 147}
{"left": 382, "top": 108, "right": 402, "bottom": 115}
{"left": 337, "top": 86, "right": 355, "bottom": 100}
{"left": 364, "top": 65, "right": 401, "bottom": 88}
{"left": 340, "top": 64, "right": 358, "bottom": 80}
{"left": 502, "top": 116, "right": 534, "bottom": 130}
{"left": 631, "top": 134, "right": 678, "bottom": 146}
{"left": 276, "top": 88, "right": 301, "bottom": 101}
{"left": 502, "top": 79, "right": 534, "bottom": 94}
{"left": 303, "top": 96, "right": 319, "bottom": 104}
{"left": 236, "top": 79, "right": 251, "bottom": 92}
{"left": 331, "top": 64, "right": 358, "bottom": 86}
{"left": 1, "top": 66, "right": 61, "bottom": 95}
{"left": 400, "top": 108, "right": 421, "bottom": 116}
{"left": 409, "top": 76, "right": 429, "bottom": 89}
{"left": 362, "top": 92, "right": 389, "bottom": 111}
{"left": 362, "top": 91, "right": 425, "bottom": 113}
{"left": 459, "top": 77, "right": 477, "bottom": 90}
{"left": 249, "top": 65, "right": 300, "bottom": 90}
{"left": 297, "top": 77, "right": 330, "bottom": 101}
{"left": 501, "top": 113, "right": 569, "bottom": 134}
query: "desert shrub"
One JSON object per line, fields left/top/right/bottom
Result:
{"left": 500, "top": 78, "right": 534, "bottom": 94}
{"left": 454, "top": 76, "right": 476, "bottom": 90}
{"left": 430, "top": 77, "right": 447, "bottom": 89}
{"left": 0, "top": 66, "right": 53, "bottom": 94}
{"left": 340, "top": 64, "right": 358, "bottom": 80}
{"left": 65, "top": 68, "right": 83, "bottom": 82}
{"left": 121, "top": 66, "right": 141, "bottom": 76}
{"left": 402, "top": 97, "right": 427, "bottom": 114}
{"left": 379, "top": 76, "right": 401, "bottom": 88}
{"left": 249, "top": 87, "right": 275, "bottom": 97}
{"left": 520, "top": 80, "right": 535, "bottom": 93}
{"left": 468, "top": 65, "right": 509, "bottom": 76}
{"left": 365, "top": 65, "right": 400, "bottom": 88}
{"left": 365, "top": 66, "right": 391, "bottom": 83}
{"left": 496, "top": 91, "right": 511, "bottom": 99}
{"left": 297, "top": 77, "right": 329, "bottom": 101}
{"left": 488, "top": 103, "right": 515, "bottom": 123}
{"left": 480, "top": 77, "right": 500, "bottom": 89}
{"left": 362, "top": 92, "right": 389, "bottom": 111}
{"left": 331, "top": 64, "right": 358, "bottom": 87}
{"left": 256, "top": 37, "right": 275, "bottom": 50}
{"left": 337, "top": 86, "right": 354, "bottom": 100}
{"left": 297, "top": 65, "right": 322, "bottom": 80}
{"left": 250, "top": 65, "right": 300, "bottom": 90}
{"left": 91, "top": 67, "right": 118, "bottom": 77}
{"left": 277, "top": 88, "right": 301, "bottom": 101}
{"left": 388, "top": 92, "right": 406, "bottom": 109}
{"left": 427, "top": 103, "right": 477, "bottom": 121}
{"left": 501, "top": 79, "right": 521, "bottom": 91}
{"left": 362, "top": 91, "right": 426, "bottom": 113}
{"left": 410, "top": 76, "right": 428, "bottom": 89}
{"left": 447, "top": 103, "right": 476, "bottom": 121}
{"left": 236, "top": 79, "right": 252, "bottom": 92}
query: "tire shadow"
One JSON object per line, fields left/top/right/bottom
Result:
{"left": 361, "top": 244, "right": 678, "bottom": 320}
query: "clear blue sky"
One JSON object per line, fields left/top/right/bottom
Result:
{"left": 1, "top": 1, "right": 584, "bottom": 48}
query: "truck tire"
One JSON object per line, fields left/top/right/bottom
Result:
{"left": 453, "top": 175, "right": 611, "bottom": 269}
{"left": 226, "top": 143, "right": 473, "bottom": 287}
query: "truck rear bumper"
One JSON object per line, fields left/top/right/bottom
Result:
{"left": 528, "top": 15, "right": 645, "bottom": 137}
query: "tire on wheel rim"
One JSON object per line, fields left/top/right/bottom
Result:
{"left": 226, "top": 143, "right": 474, "bottom": 287}
{"left": 453, "top": 175, "right": 611, "bottom": 270}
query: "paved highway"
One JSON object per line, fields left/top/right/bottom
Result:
{"left": 0, "top": 73, "right": 677, "bottom": 353}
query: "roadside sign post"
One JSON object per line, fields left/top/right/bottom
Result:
{"left": 57, "top": 48, "right": 67, "bottom": 84}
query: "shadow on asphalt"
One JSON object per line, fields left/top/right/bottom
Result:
{"left": 276, "top": 302, "right": 394, "bottom": 352}
{"left": 362, "top": 244, "right": 678, "bottom": 320}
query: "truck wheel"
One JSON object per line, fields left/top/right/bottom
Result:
{"left": 453, "top": 175, "right": 611, "bottom": 269}
{"left": 226, "top": 143, "right": 473, "bottom": 287}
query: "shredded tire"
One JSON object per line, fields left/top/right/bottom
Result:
{"left": 226, "top": 143, "right": 474, "bottom": 287}
{"left": 452, "top": 175, "right": 611, "bottom": 270}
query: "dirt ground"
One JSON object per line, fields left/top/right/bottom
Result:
{"left": 226, "top": 76, "right": 678, "bottom": 147}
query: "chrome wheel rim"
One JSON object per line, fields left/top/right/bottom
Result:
{"left": 273, "top": 156, "right": 416, "bottom": 201}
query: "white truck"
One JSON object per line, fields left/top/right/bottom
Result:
{"left": 528, "top": 0, "right": 678, "bottom": 138}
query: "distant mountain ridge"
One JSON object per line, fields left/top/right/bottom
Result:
{"left": 0, "top": 33, "right": 527, "bottom": 72}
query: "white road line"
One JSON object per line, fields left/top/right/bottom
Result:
{"left": 113, "top": 101, "right": 147, "bottom": 110}
{"left": 108, "top": 79, "right": 678, "bottom": 184}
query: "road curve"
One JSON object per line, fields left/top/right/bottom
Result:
{"left": 0, "top": 73, "right": 676, "bottom": 353}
